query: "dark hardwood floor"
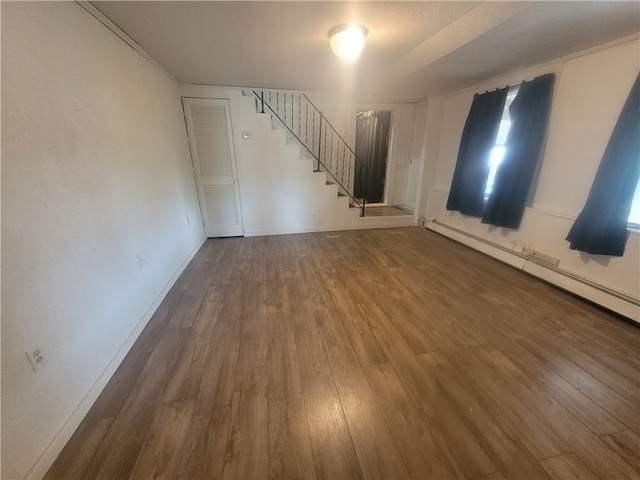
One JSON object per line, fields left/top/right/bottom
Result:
{"left": 45, "top": 227, "right": 640, "bottom": 480}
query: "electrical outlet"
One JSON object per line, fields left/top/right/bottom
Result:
{"left": 25, "top": 349, "right": 46, "bottom": 373}
{"left": 137, "top": 249, "right": 150, "bottom": 269}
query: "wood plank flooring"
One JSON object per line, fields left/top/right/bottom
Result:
{"left": 45, "top": 227, "right": 640, "bottom": 480}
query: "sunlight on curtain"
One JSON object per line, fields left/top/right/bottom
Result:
{"left": 629, "top": 181, "right": 640, "bottom": 227}
{"left": 484, "top": 86, "right": 520, "bottom": 199}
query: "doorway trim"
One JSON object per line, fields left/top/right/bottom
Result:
{"left": 352, "top": 102, "right": 404, "bottom": 207}
{"left": 182, "top": 97, "right": 245, "bottom": 237}
{"left": 354, "top": 109, "right": 394, "bottom": 205}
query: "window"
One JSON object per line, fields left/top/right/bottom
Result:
{"left": 566, "top": 73, "right": 639, "bottom": 256}
{"left": 629, "top": 180, "right": 640, "bottom": 228}
{"left": 485, "top": 82, "right": 639, "bottom": 230}
{"left": 447, "top": 72, "right": 554, "bottom": 229}
{"left": 484, "top": 85, "right": 520, "bottom": 199}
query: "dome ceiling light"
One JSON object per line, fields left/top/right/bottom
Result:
{"left": 329, "top": 24, "right": 368, "bottom": 61}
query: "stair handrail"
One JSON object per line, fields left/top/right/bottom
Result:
{"left": 251, "top": 89, "right": 369, "bottom": 217}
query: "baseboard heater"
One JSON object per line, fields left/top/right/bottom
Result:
{"left": 425, "top": 219, "right": 639, "bottom": 318}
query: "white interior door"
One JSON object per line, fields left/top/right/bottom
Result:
{"left": 404, "top": 103, "right": 428, "bottom": 211}
{"left": 183, "top": 98, "right": 243, "bottom": 237}
{"left": 404, "top": 162, "right": 421, "bottom": 211}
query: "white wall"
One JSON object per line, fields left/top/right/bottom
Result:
{"left": 306, "top": 91, "right": 355, "bottom": 143}
{"left": 416, "top": 95, "right": 445, "bottom": 221}
{"left": 421, "top": 36, "right": 640, "bottom": 320}
{"left": 180, "top": 85, "right": 368, "bottom": 236}
{"left": 252, "top": 90, "right": 417, "bottom": 208}
{"left": 180, "top": 85, "right": 417, "bottom": 236}
{"left": 1, "top": 3, "right": 204, "bottom": 478}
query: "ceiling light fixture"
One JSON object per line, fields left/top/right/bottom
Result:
{"left": 329, "top": 24, "right": 368, "bottom": 61}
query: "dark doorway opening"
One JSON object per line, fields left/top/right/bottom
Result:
{"left": 354, "top": 110, "right": 391, "bottom": 204}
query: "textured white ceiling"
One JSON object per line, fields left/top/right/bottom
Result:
{"left": 92, "top": 1, "right": 640, "bottom": 102}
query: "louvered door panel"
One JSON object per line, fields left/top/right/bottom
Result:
{"left": 203, "top": 184, "right": 239, "bottom": 226}
{"left": 190, "top": 105, "right": 234, "bottom": 177}
{"left": 184, "top": 98, "right": 244, "bottom": 237}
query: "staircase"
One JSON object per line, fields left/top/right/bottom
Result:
{"left": 237, "top": 88, "right": 415, "bottom": 235}
{"left": 245, "top": 89, "right": 369, "bottom": 215}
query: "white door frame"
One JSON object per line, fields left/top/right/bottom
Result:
{"left": 183, "top": 97, "right": 244, "bottom": 237}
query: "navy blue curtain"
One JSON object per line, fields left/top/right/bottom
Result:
{"left": 355, "top": 110, "right": 391, "bottom": 203}
{"left": 481, "top": 73, "right": 555, "bottom": 228}
{"left": 446, "top": 87, "right": 508, "bottom": 217}
{"left": 566, "top": 73, "right": 640, "bottom": 256}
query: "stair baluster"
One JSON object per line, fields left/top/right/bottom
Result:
{"left": 251, "top": 89, "right": 368, "bottom": 217}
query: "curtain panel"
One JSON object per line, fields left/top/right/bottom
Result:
{"left": 566, "top": 72, "right": 640, "bottom": 256}
{"left": 446, "top": 87, "right": 508, "bottom": 217}
{"left": 481, "top": 73, "right": 555, "bottom": 228}
{"left": 355, "top": 110, "right": 391, "bottom": 203}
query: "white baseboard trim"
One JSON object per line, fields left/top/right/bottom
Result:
{"left": 426, "top": 222, "right": 639, "bottom": 323}
{"left": 26, "top": 236, "right": 206, "bottom": 480}
{"left": 244, "top": 217, "right": 416, "bottom": 237}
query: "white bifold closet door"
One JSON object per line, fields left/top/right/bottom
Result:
{"left": 183, "top": 98, "right": 244, "bottom": 237}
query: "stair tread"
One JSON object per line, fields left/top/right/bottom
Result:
{"left": 252, "top": 91, "right": 365, "bottom": 224}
